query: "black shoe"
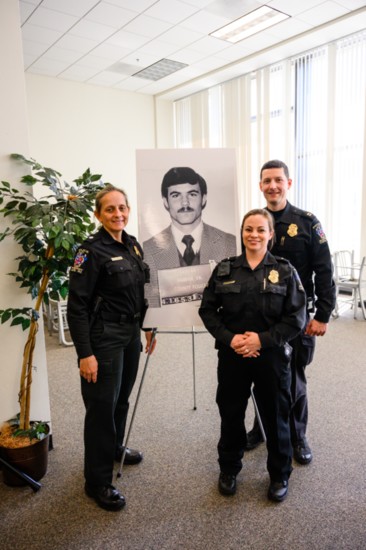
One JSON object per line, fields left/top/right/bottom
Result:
{"left": 293, "top": 438, "right": 313, "bottom": 465}
{"left": 115, "top": 446, "right": 143, "bottom": 465}
{"left": 85, "top": 483, "right": 126, "bottom": 511}
{"left": 267, "top": 480, "right": 288, "bottom": 502}
{"left": 218, "top": 472, "right": 237, "bottom": 496}
{"left": 245, "top": 428, "right": 264, "bottom": 451}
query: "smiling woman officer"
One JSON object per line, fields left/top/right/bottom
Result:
{"left": 199, "top": 208, "right": 306, "bottom": 503}
{"left": 67, "top": 184, "right": 156, "bottom": 511}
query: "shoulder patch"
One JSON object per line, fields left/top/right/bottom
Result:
{"left": 313, "top": 222, "right": 327, "bottom": 243}
{"left": 70, "top": 248, "right": 88, "bottom": 273}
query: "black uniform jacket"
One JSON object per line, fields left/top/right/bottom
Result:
{"left": 67, "top": 227, "right": 149, "bottom": 359}
{"left": 268, "top": 202, "right": 336, "bottom": 323}
{"left": 199, "top": 251, "right": 306, "bottom": 350}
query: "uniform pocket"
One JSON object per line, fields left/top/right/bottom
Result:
{"left": 261, "top": 283, "right": 287, "bottom": 315}
{"left": 105, "top": 259, "right": 132, "bottom": 288}
{"left": 298, "top": 333, "right": 315, "bottom": 366}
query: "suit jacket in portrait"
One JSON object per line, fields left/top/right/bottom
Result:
{"left": 143, "top": 223, "right": 237, "bottom": 308}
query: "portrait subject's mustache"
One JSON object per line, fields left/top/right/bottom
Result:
{"left": 178, "top": 206, "right": 194, "bottom": 213}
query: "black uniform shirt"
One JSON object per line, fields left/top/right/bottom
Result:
{"left": 67, "top": 227, "right": 149, "bottom": 359}
{"left": 199, "top": 251, "right": 306, "bottom": 350}
{"left": 268, "top": 202, "right": 336, "bottom": 323}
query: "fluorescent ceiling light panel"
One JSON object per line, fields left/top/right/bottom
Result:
{"left": 211, "top": 6, "right": 290, "bottom": 44}
{"left": 133, "top": 58, "right": 188, "bottom": 80}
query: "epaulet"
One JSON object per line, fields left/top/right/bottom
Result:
{"left": 86, "top": 231, "right": 101, "bottom": 243}
{"left": 274, "top": 256, "right": 291, "bottom": 265}
{"left": 292, "top": 205, "right": 316, "bottom": 220}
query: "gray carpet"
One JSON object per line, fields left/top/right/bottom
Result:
{"left": 0, "top": 307, "right": 365, "bottom": 550}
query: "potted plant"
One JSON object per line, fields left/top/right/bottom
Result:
{"left": 0, "top": 154, "right": 105, "bottom": 484}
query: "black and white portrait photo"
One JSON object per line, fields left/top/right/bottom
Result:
{"left": 136, "top": 149, "right": 239, "bottom": 328}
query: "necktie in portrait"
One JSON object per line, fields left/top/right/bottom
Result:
{"left": 182, "top": 234, "right": 195, "bottom": 265}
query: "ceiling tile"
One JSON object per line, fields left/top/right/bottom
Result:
{"left": 70, "top": 19, "right": 116, "bottom": 41}
{"left": 19, "top": 1, "right": 37, "bottom": 24}
{"left": 91, "top": 42, "right": 131, "bottom": 61}
{"left": 159, "top": 25, "right": 204, "bottom": 47}
{"left": 181, "top": 10, "right": 230, "bottom": 33}
{"left": 106, "top": 30, "right": 150, "bottom": 50}
{"left": 105, "top": 0, "right": 157, "bottom": 11}
{"left": 267, "top": 0, "right": 322, "bottom": 17}
{"left": 144, "top": 0, "right": 199, "bottom": 23}
{"left": 28, "top": 56, "right": 72, "bottom": 75}
{"left": 25, "top": 6, "right": 78, "bottom": 32}
{"left": 56, "top": 34, "right": 100, "bottom": 54}
{"left": 41, "top": 0, "right": 100, "bottom": 17}
{"left": 123, "top": 14, "right": 172, "bottom": 38}
{"left": 85, "top": 2, "right": 137, "bottom": 28}
{"left": 21, "top": 23, "right": 63, "bottom": 46}
{"left": 297, "top": 1, "right": 350, "bottom": 26}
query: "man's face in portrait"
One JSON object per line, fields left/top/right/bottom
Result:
{"left": 163, "top": 182, "right": 207, "bottom": 229}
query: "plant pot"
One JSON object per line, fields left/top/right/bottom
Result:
{"left": 0, "top": 430, "right": 50, "bottom": 486}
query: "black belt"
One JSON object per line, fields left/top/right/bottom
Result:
{"left": 101, "top": 311, "right": 141, "bottom": 324}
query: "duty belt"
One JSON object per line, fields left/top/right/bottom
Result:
{"left": 101, "top": 311, "right": 141, "bottom": 324}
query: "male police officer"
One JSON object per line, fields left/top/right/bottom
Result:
{"left": 246, "top": 160, "right": 336, "bottom": 465}
{"left": 143, "top": 167, "right": 237, "bottom": 308}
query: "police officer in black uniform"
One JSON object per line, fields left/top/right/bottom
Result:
{"left": 67, "top": 184, "right": 156, "bottom": 511}
{"left": 199, "top": 209, "right": 306, "bottom": 502}
{"left": 246, "top": 160, "right": 336, "bottom": 465}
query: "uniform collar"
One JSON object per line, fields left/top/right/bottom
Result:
{"left": 99, "top": 226, "right": 131, "bottom": 246}
{"left": 232, "top": 250, "right": 277, "bottom": 269}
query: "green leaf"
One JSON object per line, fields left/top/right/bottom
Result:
{"left": 1, "top": 310, "right": 12, "bottom": 323}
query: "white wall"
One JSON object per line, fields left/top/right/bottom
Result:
{"left": 25, "top": 74, "right": 174, "bottom": 236}
{"left": 0, "top": 0, "right": 50, "bottom": 426}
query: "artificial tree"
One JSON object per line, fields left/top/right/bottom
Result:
{"left": 0, "top": 154, "right": 105, "bottom": 435}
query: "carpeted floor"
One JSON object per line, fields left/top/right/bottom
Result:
{"left": 0, "top": 306, "right": 365, "bottom": 550}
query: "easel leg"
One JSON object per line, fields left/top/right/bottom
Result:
{"left": 250, "top": 387, "right": 267, "bottom": 443}
{"left": 116, "top": 328, "right": 157, "bottom": 480}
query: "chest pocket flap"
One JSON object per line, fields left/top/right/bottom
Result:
{"left": 105, "top": 259, "right": 132, "bottom": 275}
{"left": 262, "top": 283, "right": 287, "bottom": 296}
{"left": 215, "top": 281, "right": 241, "bottom": 294}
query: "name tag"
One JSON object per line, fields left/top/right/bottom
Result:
{"left": 111, "top": 256, "right": 123, "bottom": 261}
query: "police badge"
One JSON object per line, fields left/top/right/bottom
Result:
{"left": 268, "top": 270, "right": 279, "bottom": 284}
{"left": 287, "top": 223, "right": 298, "bottom": 237}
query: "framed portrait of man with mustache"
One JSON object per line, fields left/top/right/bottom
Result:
{"left": 136, "top": 149, "right": 239, "bottom": 328}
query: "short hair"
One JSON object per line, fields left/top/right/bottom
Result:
{"left": 95, "top": 185, "right": 129, "bottom": 214}
{"left": 161, "top": 167, "right": 207, "bottom": 198}
{"left": 241, "top": 208, "right": 275, "bottom": 251}
{"left": 260, "top": 159, "right": 290, "bottom": 180}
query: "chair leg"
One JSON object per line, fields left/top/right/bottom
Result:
{"left": 359, "top": 289, "right": 366, "bottom": 320}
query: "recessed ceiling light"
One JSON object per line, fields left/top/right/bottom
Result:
{"left": 132, "top": 59, "right": 188, "bottom": 81}
{"left": 211, "top": 6, "right": 290, "bottom": 44}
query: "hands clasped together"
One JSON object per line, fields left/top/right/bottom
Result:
{"left": 230, "top": 331, "right": 261, "bottom": 358}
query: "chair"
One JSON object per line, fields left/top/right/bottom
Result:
{"left": 333, "top": 250, "right": 366, "bottom": 319}
{"left": 47, "top": 299, "right": 74, "bottom": 346}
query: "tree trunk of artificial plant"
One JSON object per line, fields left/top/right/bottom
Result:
{"left": 18, "top": 245, "right": 54, "bottom": 430}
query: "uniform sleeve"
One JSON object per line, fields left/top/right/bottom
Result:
{"left": 310, "top": 218, "right": 336, "bottom": 323}
{"left": 259, "top": 266, "right": 307, "bottom": 349}
{"left": 198, "top": 270, "right": 236, "bottom": 347}
{"left": 67, "top": 246, "right": 101, "bottom": 359}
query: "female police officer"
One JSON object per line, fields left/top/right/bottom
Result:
{"left": 67, "top": 184, "right": 156, "bottom": 511}
{"left": 199, "top": 209, "right": 306, "bottom": 502}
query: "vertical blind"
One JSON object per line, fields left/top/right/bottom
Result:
{"left": 174, "top": 30, "right": 366, "bottom": 257}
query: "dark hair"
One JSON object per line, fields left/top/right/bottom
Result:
{"left": 241, "top": 208, "right": 275, "bottom": 251}
{"left": 161, "top": 167, "right": 207, "bottom": 198}
{"left": 260, "top": 159, "right": 290, "bottom": 180}
{"left": 95, "top": 185, "right": 129, "bottom": 214}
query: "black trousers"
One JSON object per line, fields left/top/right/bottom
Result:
{"left": 251, "top": 329, "right": 315, "bottom": 443}
{"left": 81, "top": 320, "right": 141, "bottom": 487}
{"left": 216, "top": 345, "right": 292, "bottom": 482}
